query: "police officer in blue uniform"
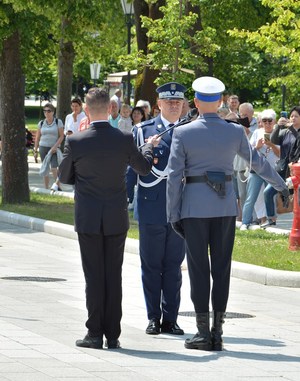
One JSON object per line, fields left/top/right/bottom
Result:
{"left": 127, "top": 82, "right": 186, "bottom": 335}
{"left": 167, "top": 76, "right": 290, "bottom": 351}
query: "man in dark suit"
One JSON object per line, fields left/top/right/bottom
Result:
{"left": 126, "top": 82, "right": 186, "bottom": 336}
{"left": 59, "top": 88, "right": 160, "bottom": 350}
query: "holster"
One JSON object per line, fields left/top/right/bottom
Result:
{"left": 205, "top": 171, "right": 226, "bottom": 198}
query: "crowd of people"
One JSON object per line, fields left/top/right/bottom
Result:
{"left": 217, "top": 94, "right": 298, "bottom": 230}
{"left": 32, "top": 79, "right": 294, "bottom": 352}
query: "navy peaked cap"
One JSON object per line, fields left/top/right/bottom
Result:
{"left": 156, "top": 82, "right": 186, "bottom": 100}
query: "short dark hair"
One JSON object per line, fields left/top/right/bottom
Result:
{"left": 131, "top": 106, "right": 146, "bottom": 122}
{"left": 290, "top": 106, "right": 300, "bottom": 116}
{"left": 71, "top": 97, "right": 82, "bottom": 106}
{"left": 86, "top": 87, "right": 110, "bottom": 113}
{"left": 43, "top": 103, "right": 55, "bottom": 112}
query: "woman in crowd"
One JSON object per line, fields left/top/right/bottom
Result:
{"left": 288, "top": 106, "right": 300, "bottom": 163}
{"left": 135, "top": 100, "right": 152, "bottom": 120}
{"left": 240, "top": 109, "right": 280, "bottom": 230}
{"left": 34, "top": 103, "right": 64, "bottom": 189}
{"left": 64, "top": 98, "right": 86, "bottom": 136}
{"left": 261, "top": 106, "right": 300, "bottom": 227}
{"left": 131, "top": 106, "right": 146, "bottom": 126}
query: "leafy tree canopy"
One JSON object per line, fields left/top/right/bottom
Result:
{"left": 229, "top": 0, "right": 300, "bottom": 106}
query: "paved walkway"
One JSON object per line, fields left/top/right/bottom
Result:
{"left": 0, "top": 157, "right": 300, "bottom": 379}
{"left": 1, "top": 156, "right": 300, "bottom": 288}
{"left": 0, "top": 221, "right": 300, "bottom": 381}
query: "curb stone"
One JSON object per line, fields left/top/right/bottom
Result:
{"left": 0, "top": 208, "right": 299, "bottom": 288}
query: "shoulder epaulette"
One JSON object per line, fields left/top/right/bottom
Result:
{"left": 140, "top": 119, "right": 156, "bottom": 128}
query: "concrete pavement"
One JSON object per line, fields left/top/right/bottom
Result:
{"left": 0, "top": 221, "right": 300, "bottom": 380}
{"left": 1, "top": 156, "right": 299, "bottom": 287}
{"left": 0, "top": 157, "right": 300, "bottom": 379}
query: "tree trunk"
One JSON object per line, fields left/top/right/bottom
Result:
{"left": 133, "top": 0, "right": 164, "bottom": 107}
{"left": 186, "top": 3, "right": 213, "bottom": 77}
{"left": 0, "top": 31, "right": 29, "bottom": 204}
{"left": 56, "top": 18, "right": 75, "bottom": 122}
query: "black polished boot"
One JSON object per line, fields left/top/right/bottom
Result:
{"left": 211, "top": 311, "right": 225, "bottom": 351}
{"left": 184, "top": 312, "right": 212, "bottom": 350}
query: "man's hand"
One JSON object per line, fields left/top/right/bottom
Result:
{"left": 256, "top": 137, "right": 264, "bottom": 150}
{"left": 277, "top": 117, "right": 288, "bottom": 128}
{"left": 146, "top": 134, "right": 161, "bottom": 147}
{"left": 280, "top": 187, "right": 290, "bottom": 209}
{"left": 171, "top": 220, "right": 185, "bottom": 239}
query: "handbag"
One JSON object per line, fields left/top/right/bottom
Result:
{"left": 276, "top": 193, "right": 293, "bottom": 214}
{"left": 275, "top": 157, "right": 288, "bottom": 178}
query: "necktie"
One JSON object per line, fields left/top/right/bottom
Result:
{"left": 168, "top": 123, "right": 174, "bottom": 137}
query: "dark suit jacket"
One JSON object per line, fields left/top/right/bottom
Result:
{"left": 59, "top": 121, "right": 154, "bottom": 235}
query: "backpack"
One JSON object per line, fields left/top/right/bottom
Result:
{"left": 25, "top": 128, "right": 34, "bottom": 148}
{"left": 40, "top": 118, "right": 58, "bottom": 128}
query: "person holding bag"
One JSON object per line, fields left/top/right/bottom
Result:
{"left": 34, "top": 103, "right": 64, "bottom": 189}
{"left": 261, "top": 107, "right": 300, "bottom": 227}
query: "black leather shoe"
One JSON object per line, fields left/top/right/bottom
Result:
{"left": 161, "top": 321, "right": 184, "bottom": 335}
{"left": 105, "top": 339, "right": 121, "bottom": 349}
{"left": 76, "top": 334, "right": 103, "bottom": 349}
{"left": 146, "top": 319, "right": 160, "bottom": 335}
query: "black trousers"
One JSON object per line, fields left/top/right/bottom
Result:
{"left": 183, "top": 216, "right": 236, "bottom": 313}
{"left": 78, "top": 231, "right": 127, "bottom": 340}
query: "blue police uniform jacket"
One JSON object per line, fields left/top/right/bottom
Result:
{"left": 127, "top": 116, "right": 172, "bottom": 225}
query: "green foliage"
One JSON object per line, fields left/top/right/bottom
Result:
{"left": 121, "top": 0, "right": 279, "bottom": 102}
{"left": 121, "top": 0, "right": 217, "bottom": 85}
{"left": 0, "top": 0, "right": 126, "bottom": 97}
{"left": 229, "top": 0, "right": 300, "bottom": 106}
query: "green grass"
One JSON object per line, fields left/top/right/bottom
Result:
{"left": 233, "top": 230, "right": 300, "bottom": 272}
{"left": 26, "top": 118, "right": 39, "bottom": 131}
{"left": 1, "top": 193, "right": 74, "bottom": 225}
{"left": 1, "top": 192, "right": 299, "bottom": 271}
{"left": 0, "top": 192, "right": 139, "bottom": 239}
{"left": 25, "top": 106, "right": 42, "bottom": 131}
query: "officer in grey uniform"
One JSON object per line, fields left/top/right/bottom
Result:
{"left": 126, "top": 82, "right": 186, "bottom": 336}
{"left": 166, "top": 76, "right": 290, "bottom": 351}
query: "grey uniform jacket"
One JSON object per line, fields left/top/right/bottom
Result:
{"left": 167, "top": 113, "right": 287, "bottom": 222}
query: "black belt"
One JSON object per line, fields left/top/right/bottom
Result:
{"left": 185, "top": 175, "right": 232, "bottom": 184}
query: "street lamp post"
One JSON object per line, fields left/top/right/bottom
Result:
{"left": 120, "top": 0, "right": 134, "bottom": 105}
{"left": 90, "top": 63, "right": 101, "bottom": 87}
{"left": 281, "top": 84, "right": 286, "bottom": 112}
{"left": 281, "top": 57, "right": 288, "bottom": 111}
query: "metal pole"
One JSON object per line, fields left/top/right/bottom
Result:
{"left": 126, "top": 14, "right": 131, "bottom": 105}
{"left": 282, "top": 84, "right": 286, "bottom": 111}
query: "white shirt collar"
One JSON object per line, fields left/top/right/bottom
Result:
{"left": 160, "top": 115, "right": 179, "bottom": 127}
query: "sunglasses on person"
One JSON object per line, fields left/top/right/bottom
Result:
{"left": 262, "top": 118, "right": 273, "bottom": 123}
{"left": 43, "top": 109, "right": 52, "bottom": 113}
